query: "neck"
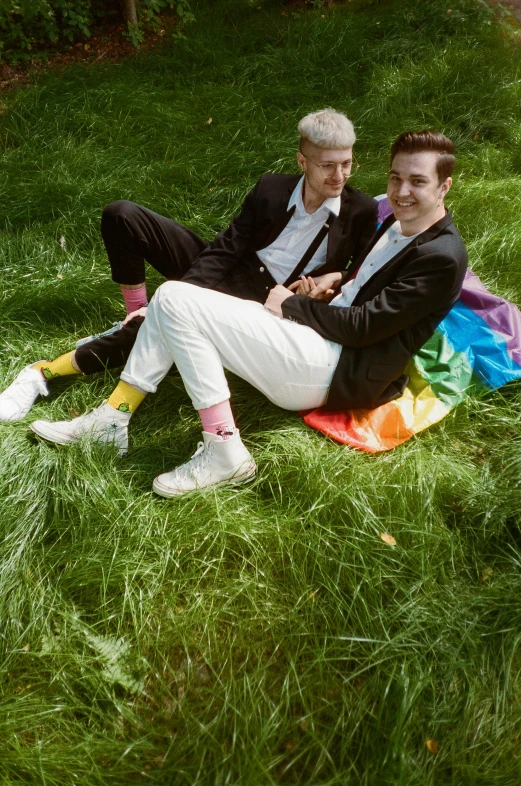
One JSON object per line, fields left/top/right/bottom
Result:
{"left": 302, "top": 178, "right": 324, "bottom": 214}
{"left": 400, "top": 203, "right": 446, "bottom": 237}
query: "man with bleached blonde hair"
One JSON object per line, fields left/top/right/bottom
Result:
{"left": 0, "top": 109, "right": 377, "bottom": 423}
{"left": 298, "top": 107, "right": 356, "bottom": 148}
{"left": 26, "top": 129, "right": 467, "bottom": 501}
{"left": 100, "top": 107, "right": 374, "bottom": 314}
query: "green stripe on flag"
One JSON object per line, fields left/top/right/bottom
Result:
{"left": 406, "top": 330, "right": 479, "bottom": 409}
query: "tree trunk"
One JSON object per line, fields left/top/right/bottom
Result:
{"left": 122, "top": 0, "right": 138, "bottom": 26}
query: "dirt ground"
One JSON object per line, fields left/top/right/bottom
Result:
{"left": 0, "top": 16, "right": 178, "bottom": 92}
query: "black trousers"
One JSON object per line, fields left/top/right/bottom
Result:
{"left": 102, "top": 199, "right": 209, "bottom": 284}
{"left": 76, "top": 200, "right": 208, "bottom": 374}
{"left": 75, "top": 314, "right": 145, "bottom": 375}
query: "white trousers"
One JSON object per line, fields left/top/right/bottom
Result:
{"left": 120, "top": 281, "right": 342, "bottom": 411}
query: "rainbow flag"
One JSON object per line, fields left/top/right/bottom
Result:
{"left": 302, "top": 266, "right": 521, "bottom": 453}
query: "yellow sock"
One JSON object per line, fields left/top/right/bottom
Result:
{"left": 107, "top": 380, "right": 146, "bottom": 414}
{"left": 34, "top": 351, "right": 80, "bottom": 380}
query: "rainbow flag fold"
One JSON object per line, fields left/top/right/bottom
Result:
{"left": 302, "top": 269, "right": 521, "bottom": 452}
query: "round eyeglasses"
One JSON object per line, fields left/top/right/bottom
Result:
{"left": 301, "top": 152, "right": 359, "bottom": 177}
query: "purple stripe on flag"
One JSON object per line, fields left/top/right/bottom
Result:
{"left": 377, "top": 197, "right": 393, "bottom": 224}
{"left": 459, "top": 270, "right": 521, "bottom": 366}
{"left": 371, "top": 200, "right": 521, "bottom": 366}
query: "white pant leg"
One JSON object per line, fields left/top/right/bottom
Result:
{"left": 121, "top": 281, "right": 342, "bottom": 411}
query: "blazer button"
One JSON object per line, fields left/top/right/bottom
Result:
{"left": 259, "top": 266, "right": 265, "bottom": 272}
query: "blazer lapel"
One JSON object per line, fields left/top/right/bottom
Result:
{"left": 351, "top": 210, "right": 456, "bottom": 301}
{"left": 326, "top": 189, "right": 350, "bottom": 265}
{"left": 256, "top": 182, "right": 296, "bottom": 248}
{"left": 265, "top": 204, "right": 296, "bottom": 246}
{"left": 343, "top": 212, "right": 395, "bottom": 279}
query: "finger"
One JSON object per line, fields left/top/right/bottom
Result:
{"left": 122, "top": 311, "right": 139, "bottom": 325}
{"left": 309, "top": 285, "right": 325, "bottom": 298}
{"left": 315, "top": 289, "right": 335, "bottom": 302}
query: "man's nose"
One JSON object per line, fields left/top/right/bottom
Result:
{"left": 397, "top": 180, "right": 411, "bottom": 196}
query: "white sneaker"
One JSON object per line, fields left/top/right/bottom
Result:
{"left": 153, "top": 430, "right": 256, "bottom": 498}
{"left": 0, "top": 364, "right": 49, "bottom": 422}
{"left": 30, "top": 403, "right": 130, "bottom": 455}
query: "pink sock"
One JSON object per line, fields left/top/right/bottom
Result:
{"left": 198, "top": 400, "right": 236, "bottom": 440}
{"left": 120, "top": 284, "right": 148, "bottom": 314}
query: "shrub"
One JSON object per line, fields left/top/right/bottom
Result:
{"left": 0, "top": 0, "right": 186, "bottom": 62}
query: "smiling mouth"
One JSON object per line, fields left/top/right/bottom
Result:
{"left": 395, "top": 200, "right": 415, "bottom": 207}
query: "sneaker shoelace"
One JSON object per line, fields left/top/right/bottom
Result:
{"left": 174, "top": 441, "right": 213, "bottom": 478}
{"left": 75, "top": 405, "right": 124, "bottom": 433}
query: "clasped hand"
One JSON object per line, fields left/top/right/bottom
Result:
{"left": 287, "top": 271, "right": 342, "bottom": 300}
{"left": 263, "top": 272, "right": 343, "bottom": 317}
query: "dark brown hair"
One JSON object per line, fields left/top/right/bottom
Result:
{"left": 390, "top": 130, "right": 455, "bottom": 184}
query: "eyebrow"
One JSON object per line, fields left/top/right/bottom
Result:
{"left": 389, "top": 170, "right": 429, "bottom": 178}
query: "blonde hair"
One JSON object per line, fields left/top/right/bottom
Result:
{"left": 298, "top": 109, "right": 356, "bottom": 149}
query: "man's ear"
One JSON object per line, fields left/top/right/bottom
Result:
{"left": 440, "top": 176, "right": 452, "bottom": 199}
{"left": 296, "top": 151, "right": 306, "bottom": 172}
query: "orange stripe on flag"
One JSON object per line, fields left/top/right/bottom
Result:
{"left": 302, "top": 385, "right": 451, "bottom": 452}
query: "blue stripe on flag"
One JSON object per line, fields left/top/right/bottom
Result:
{"left": 438, "top": 301, "right": 521, "bottom": 390}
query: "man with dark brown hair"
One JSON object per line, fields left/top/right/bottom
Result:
{"left": 27, "top": 130, "right": 469, "bottom": 498}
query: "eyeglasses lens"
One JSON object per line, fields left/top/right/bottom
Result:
{"left": 320, "top": 161, "right": 359, "bottom": 175}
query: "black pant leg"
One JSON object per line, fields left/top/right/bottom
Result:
{"left": 74, "top": 316, "right": 145, "bottom": 375}
{"left": 101, "top": 200, "right": 209, "bottom": 285}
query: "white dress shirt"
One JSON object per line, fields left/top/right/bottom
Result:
{"left": 256, "top": 176, "right": 341, "bottom": 285}
{"left": 330, "top": 221, "right": 420, "bottom": 309}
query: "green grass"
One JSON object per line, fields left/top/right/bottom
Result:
{"left": 1, "top": 0, "right": 521, "bottom": 782}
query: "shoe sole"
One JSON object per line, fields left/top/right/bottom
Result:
{"left": 30, "top": 420, "right": 128, "bottom": 456}
{"left": 30, "top": 420, "right": 79, "bottom": 445}
{"left": 152, "top": 464, "right": 257, "bottom": 498}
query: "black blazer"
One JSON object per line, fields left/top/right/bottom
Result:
{"left": 281, "top": 211, "right": 469, "bottom": 410}
{"left": 182, "top": 174, "right": 377, "bottom": 303}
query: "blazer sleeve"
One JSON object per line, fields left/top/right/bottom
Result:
{"left": 181, "top": 177, "right": 263, "bottom": 289}
{"left": 281, "top": 250, "right": 465, "bottom": 348}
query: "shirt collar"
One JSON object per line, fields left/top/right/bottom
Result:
{"left": 288, "top": 175, "right": 341, "bottom": 217}
{"left": 391, "top": 220, "right": 421, "bottom": 240}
